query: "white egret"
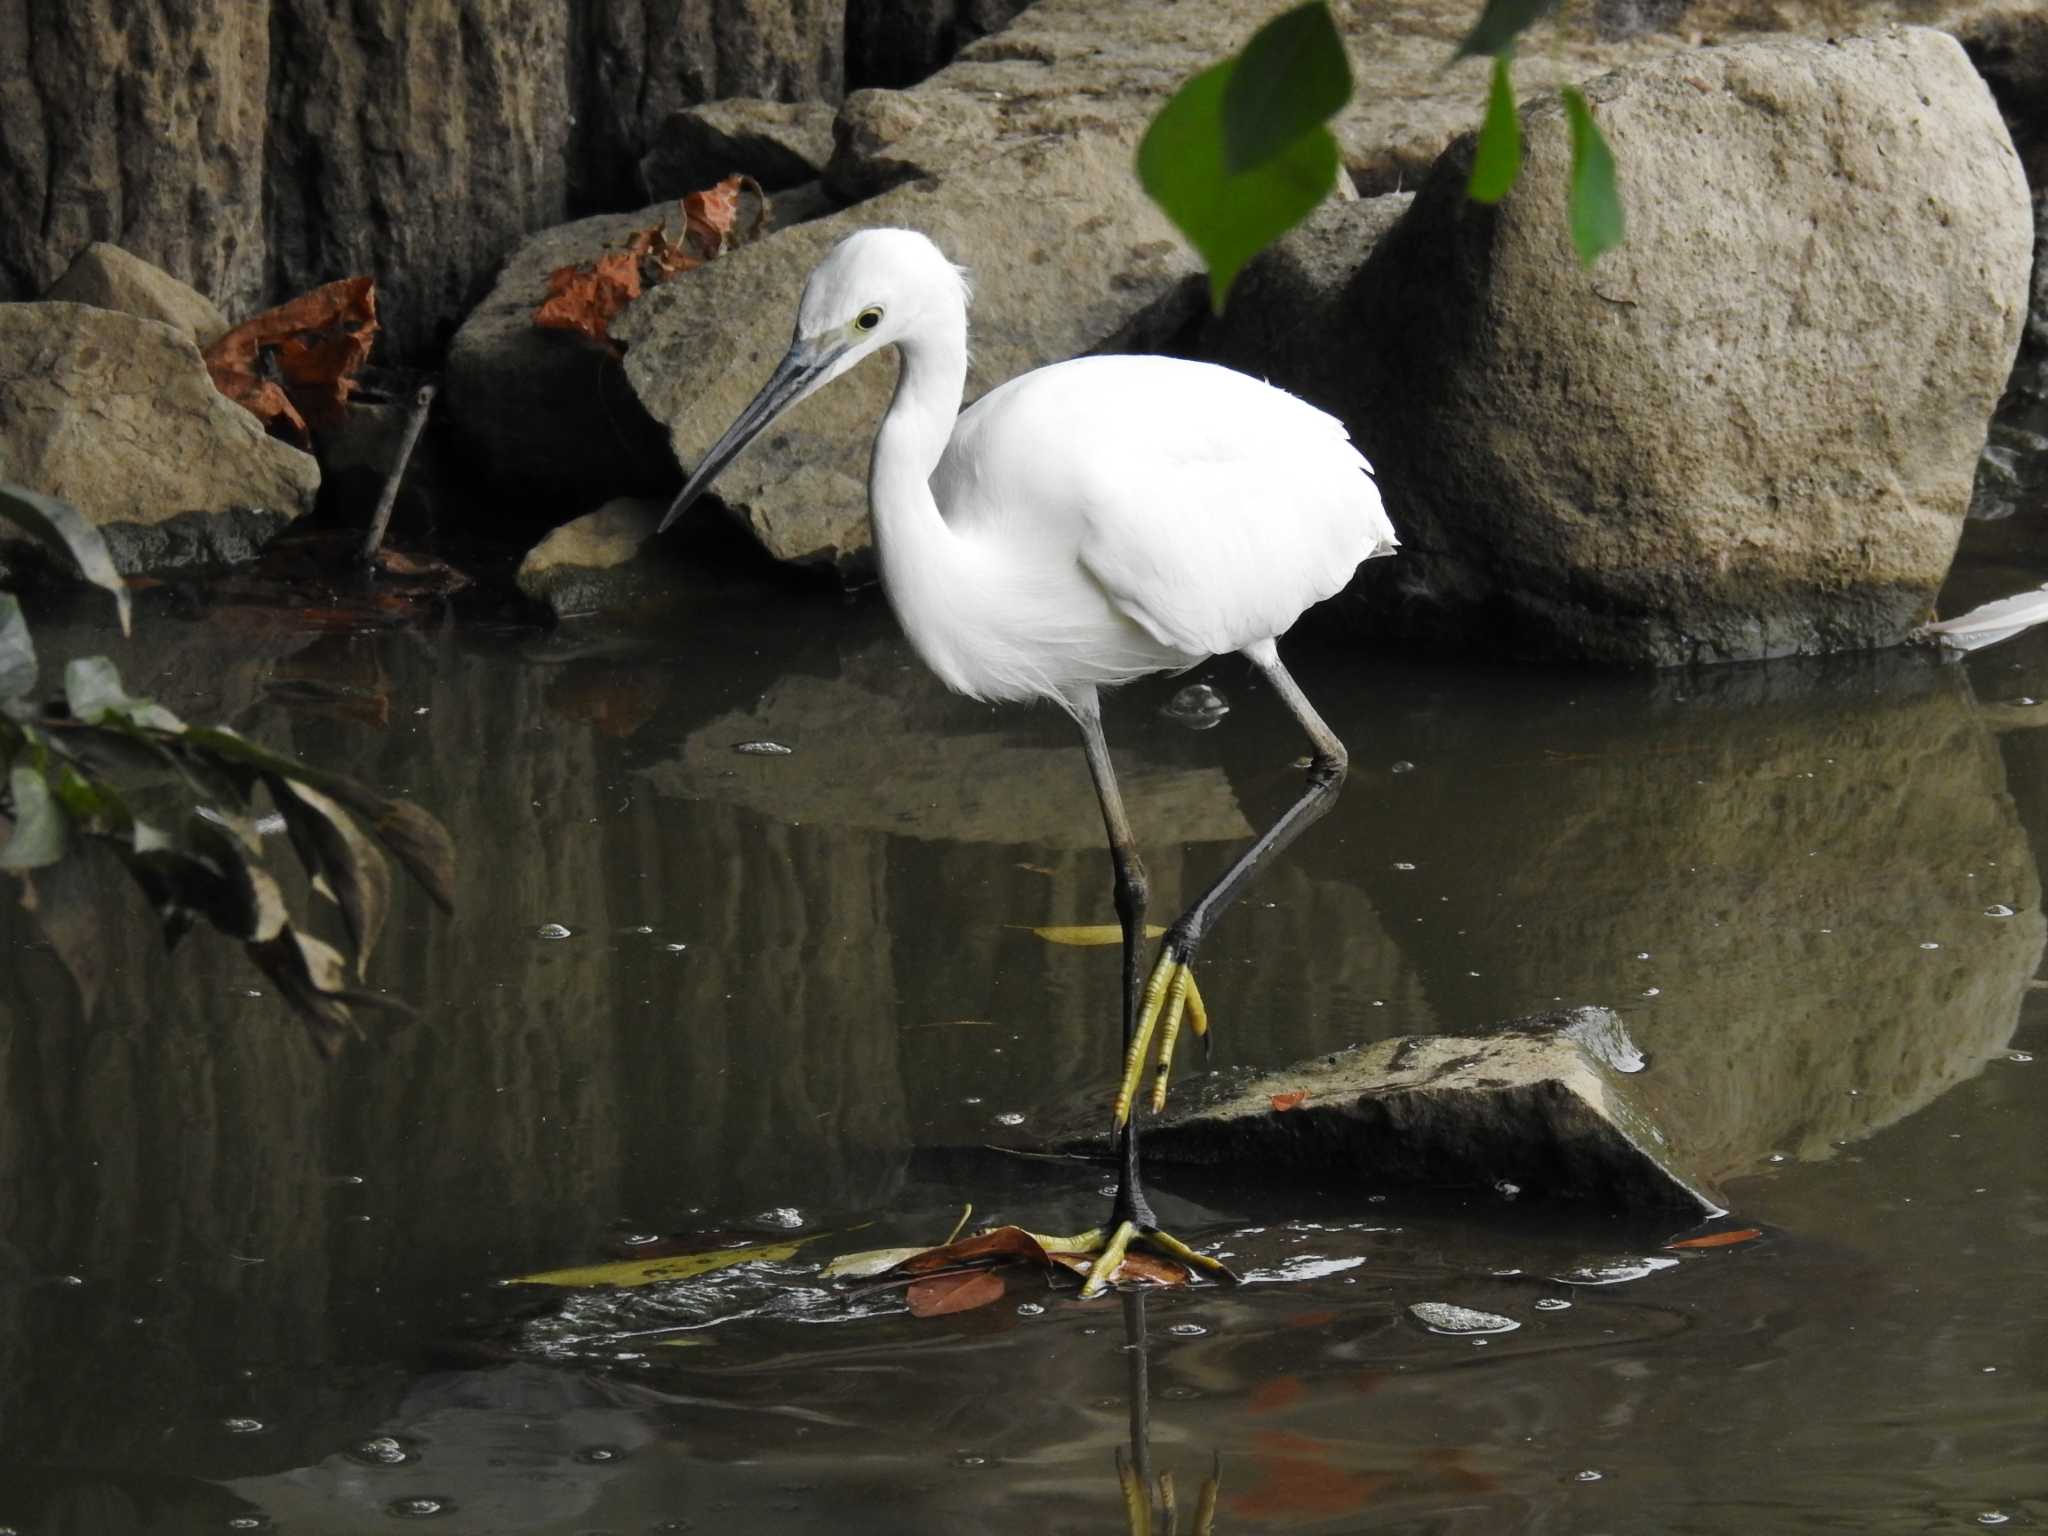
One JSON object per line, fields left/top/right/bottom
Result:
{"left": 660, "top": 228, "right": 1396, "bottom": 1294}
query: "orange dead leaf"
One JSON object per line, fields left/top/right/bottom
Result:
{"left": 906, "top": 1267, "right": 1007, "bottom": 1318}
{"left": 1247, "top": 1376, "right": 1306, "bottom": 1414}
{"left": 1045, "top": 1248, "right": 1190, "bottom": 1288}
{"left": 532, "top": 175, "right": 761, "bottom": 350}
{"left": 1270, "top": 1090, "right": 1310, "bottom": 1112}
{"left": 205, "top": 277, "right": 377, "bottom": 441}
{"left": 898, "top": 1226, "right": 1052, "bottom": 1275}
{"left": 1664, "top": 1226, "right": 1764, "bottom": 1250}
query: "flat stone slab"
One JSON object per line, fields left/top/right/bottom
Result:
{"left": 1055, "top": 1007, "right": 1720, "bottom": 1217}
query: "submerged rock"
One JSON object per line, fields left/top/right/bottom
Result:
{"left": 1338, "top": 27, "right": 2033, "bottom": 665}
{"left": 1065, "top": 1008, "right": 1718, "bottom": 1216}
{"left": 40, "top": 242, "right": 230, "bottom": 347}
{"left": 516, "top": 496, "right": 672, "bottom": 618}
{"left": 0, "top": 302, "right": 317, "bottom": 572}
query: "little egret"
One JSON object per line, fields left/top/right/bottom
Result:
{"left": 660, "top": 228, "right": 1396, "bottom": 1294}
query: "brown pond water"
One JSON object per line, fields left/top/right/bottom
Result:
{"left": 6, "top": 368, "right": 2048, "bottom": 1532}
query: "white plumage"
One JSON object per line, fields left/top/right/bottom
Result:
{"left": 661, "top": 226, "right": 1397, "bottom": 1294}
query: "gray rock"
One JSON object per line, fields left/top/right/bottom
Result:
{"left": 641, "top": 99, "right": 841, "bottom": 197}
{"left": 0, "top": 303, "right": 317, "bottom": 572}
{"left": 1061, "top": 1008, "right": 1719, "bottom": 1217}
{"left": 846, "top": 0, "right": 1033, "bottom": 91}
{"left": 515, "top": 496, "right": 672, "bottom": 617}
{"left": 442, "top": 210, "right": 682, "bottom": 510}
{"left": 41, "top": 243, "right": 231, "bottom": 347}
{"left": 1338, "top": 27, "right": 2033, "bottom": 665}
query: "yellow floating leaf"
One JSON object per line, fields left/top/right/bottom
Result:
{"left": 654, "top": 1336, "right": 713, "bottom": 1348}
{"left": 510, "top": 1234, "right": 816, "bottom": 1288}
{"left": 1019, "top": 923, "right": 1167, "bottom": 947}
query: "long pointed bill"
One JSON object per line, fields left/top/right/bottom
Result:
{"left": 657, "top": 340, "right": 842, "bottom": 533}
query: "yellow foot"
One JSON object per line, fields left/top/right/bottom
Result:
{"left": 1075, "top": 1218, "right": 1238, "bottom": 1300}
{"left": 1112, "top": 945, "right": 1211, "bottom": 1130}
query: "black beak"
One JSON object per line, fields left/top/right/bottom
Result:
{"left": 657, "top": 342, "right": 839, "bottom": 534}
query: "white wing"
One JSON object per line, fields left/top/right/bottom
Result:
{"left": 935, "top": 355, "right": 1394, "bottom": 661}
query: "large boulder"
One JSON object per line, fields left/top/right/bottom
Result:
{"left": 0, "top": 303, "right": 318, "bottom": 572}
{"left": 1335, "top": 27, "right": 2034, "bottom": 665}
{"left": 640, "top": 98, "right": 841, "bottom": 198}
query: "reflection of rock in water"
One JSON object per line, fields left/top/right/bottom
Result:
{"left": 639, "top": 670, "right": 1251, "bottom": 848}
{"left": 1333, "top": 655, "right": 2045, "bottom": 1184}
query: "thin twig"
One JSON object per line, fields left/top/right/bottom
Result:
{"left": 360, "top": 382, "right": 437, "bottom": 563}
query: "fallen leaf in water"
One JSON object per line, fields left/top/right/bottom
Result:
{"left": 1228, "top": 1429, "right": 1390, "bottom": 1518}
{"left": 907, "top": 1267, "right": 1007, "bottom": 1317}
{"left": 820, "top": 1245, "right": 934, "bottom": 1281}
{"left": 1246, "top": 1376, "right": 1306, "bottom": 1414}
{"left": 827, "top": 1219, "right": 1211, "bottom": 1303}
{"left": 1022, "top": 922, "right": 1168, "bottom": 947}
{"left": 1270, "top": 1090, "right": 1310, "bottom": 1111}
{"left": 1045, "top": 1247, "right": 1190, "bottom": 1287}
{"left": 205, "top": 277, "right": 378, "bottom": 441}
{"left": 653, "top": 1336, "right": 712, "bottom": 1348}
{"left": 509, "top": 1232, "right": 819, "bottom": 1288}
{"left": 1664, "top": 1226, "right": 1763, "bottom": 1250}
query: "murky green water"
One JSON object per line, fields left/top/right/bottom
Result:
{"left": 7, "top": 407, "right": 2048, "bottom": 1530}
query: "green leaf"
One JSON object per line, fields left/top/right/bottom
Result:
{"left": 0, "top": 763, "right": 71, "bottom": 869}
{"left": 63, "top": 656, "right": 185, "bottom": 731}
{"left": 1220, "top": 1, "right": 1352, "bottom": 175}
{"left": 1139, "top": 60, "right": 1340, "bottom": 312}
{"left": 1467, "top": 53, "right": 1522, "bottom": 204}
{"left": 510, "top": 1233, "right": 823, "bottom": 1289}
{"left": 1455, "top": 0, "right": 1563, "bottom": 59}
{"left": 1563, "top": 87, "right": 1625, "bottom": 266}
{"left": 0, "top": 483, "right": 131, "bottom": 637}
{"left": 0, "top": 594, "right": 35, "bottom": 705}
{"left": 271, "top": 776, "right": 393, "bottom": 976}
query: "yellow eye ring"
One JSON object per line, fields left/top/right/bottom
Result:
{"left": 855, "top": 307, "right": 883, "bottom": 332}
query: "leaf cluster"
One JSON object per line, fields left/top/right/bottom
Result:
{"left": 0, "top": 483, "right": 454, "bottom": 1054}
{"left": 1139, "top": 0, "right": 1625, "bottom": 307}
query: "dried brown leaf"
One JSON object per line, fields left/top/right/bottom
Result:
{"left": 1270, "top": 1090, "right": 1310, "bottom": 1112}
{"left": 906, "top": 1268, "right": 1007, "bottom": 1318}
{"left": 205, "top": 278, "right": 378, "bottom": 439}
{"left": 1664, "top": 1226, "right": 1763, "bottom": 1251}
{"left": 533, "top": 249, "right": 645, "bottom": 349}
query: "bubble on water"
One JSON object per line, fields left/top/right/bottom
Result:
{"left": 1919, "top": 941, "right": 1941, "bottom": 951}
{"left": 387, "top": 1497, "right": 453, "bottom": 1519}
{"left": 1767, "top": 1152, "right": 1788, "bottom": 1164}
{"left": 1410, "top": 1302, "right": 1519, "bottom": 1336}
{"left": 574, "top": 1445, "right": 622, "bottom": 1464}
{"left": 1634, "top": 951, "right": 1652, "bottom": 961}
{"left": 755, "top": 1207, "right": 804, "bottom": 1229}
{"left": 227, "top": 1519, "right": 268, "bottom": 1531}
{"left": 1494, "top": 1180, "right": 1521, "bottom": 1201}
{"left": 1534, "top": 1297, "right": 1572, "bottom": 1312}
{"left": 962, "top": 1097, "right": 983, "bottom": 1106}
{"left": 624, "top": 924, "right": 655, "bottom": 934}
{"left": 664, "top": 942, "right": 688, "bottom": 953}
{"left": 993, "top": 1112, "right": 1026, "bottom": 1127}
{"left": 620, "top": 1232, "right": 662, "bottom": 1246}
{"left": 1978, "top": 1515, "right": 2010, "bottom": 1527}
{"left": 1390, "top": 760, "right": 1415, "bottom": 775}
{"left": 1553, "top": 1256, "right": 1680, "bottom": 1286}
{"left": 1392, "top": 861, "right": 1417, "bottom": 871}
{"left": 1016, "top": 1302, "right": 1045, "bottom": 1317}
{"left": 1572, "top": 1469, "right": 1605, "bottom": 1483}
{"left": 348, "top": 1435, "right": 412, "bottom": 1466}
{"left": 950, "top": 1452, "right": 989, "bottom": 1468}
{"left": 229, "top": 987, "right": 264, "bottom": 998}
{"left": 1984, "top": 904, "right": 2017, "bottom": 918}
{"left": 222, "top": 1417, "right": 265, "bottom": 1435}
{"left": 734, "top": 740, "right": 793, "bottom": 756}
{"left": 534, "top": 923, "right": 573, "bottom": 940}
{"left": 1640, "top": 987, "right": 1662, "bottom": 998}
{"left": 1166, "top": 1321, "right": 1208, "bottom": 1337}
{"left": 1161, "top": 683, "right": 1230, "bottom": 729}
{"left": 2008, "top": 1052, "right": 2034, "bottom": 1064}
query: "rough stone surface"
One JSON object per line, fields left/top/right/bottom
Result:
{"left": 641, "top": 99, "right": 841, "bottom": 197}
{"left": 570, "top": 0, "right": 846, "bottom": 213}
{"left": 845, "top": 0, "right": 1034, "bottom": 91}
{"left": 40, "top": 243, "right": 231, "bottom": 346}
{"left": 442, "top": 210, "right": 709, "bottom": 512}
{"left": 516, "top": 496, "right": 671, "bottom": 617}
{"left": 1956, "top": 10, "right": 2048, "bottom": 345}
{"left": 1055, "top": 1008, "right": 1719, "bottom": 1216}
{"left": 1335, "top": 27, "right": 2033, "bottom": 666}
{"left": 0, "top": 304, "right": 318, "bottom": 571}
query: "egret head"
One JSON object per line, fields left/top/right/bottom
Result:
{"left": 658, "top": 228, "right": 970, "bottom": 533}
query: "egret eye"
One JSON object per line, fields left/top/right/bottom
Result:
{"left": 855, "top": 306, "right": 883, "bottom": 332}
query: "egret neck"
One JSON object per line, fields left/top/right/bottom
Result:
{"left": 869, "top": 306, "right": 976, "bottom": 683}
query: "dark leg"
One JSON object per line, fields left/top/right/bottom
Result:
{"left": 1075, "top": 701, "right": 1237, "bottom": 1297}
{"left": 1114, "top": 640, "right": 1348, "bottom": 1124}
{"left": 1077, "top": 703, "right": 1158, "bottom": 1234}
